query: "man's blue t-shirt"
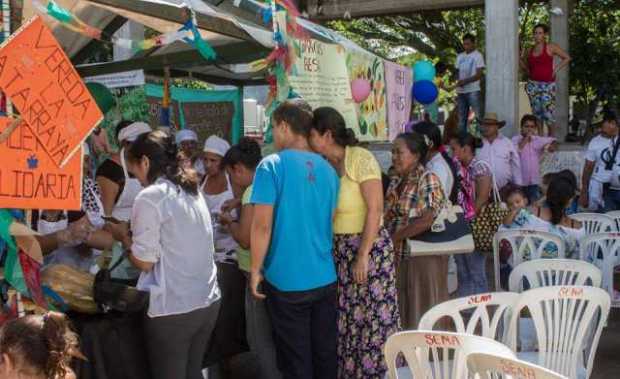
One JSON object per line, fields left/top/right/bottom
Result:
{"left": 250, "top": 149, "right": 339, "bottom": 291}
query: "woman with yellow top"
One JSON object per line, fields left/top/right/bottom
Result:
{"left": 219, "top": 138, "right": 282, "bottom": 379}
{"left": 309, "top": 107, "right": 400, "bottom": 379}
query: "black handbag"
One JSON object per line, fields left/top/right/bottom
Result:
{"left": 93, "top": 256, "right": 149, "bottom": 313}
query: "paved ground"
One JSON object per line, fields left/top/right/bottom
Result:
{"left": 210, "top": 308, "right": 620, "bottom": 379}
{"left": 591, "top": 309, "right": 620, "bottom": 379}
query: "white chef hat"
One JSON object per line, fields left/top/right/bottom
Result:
{"left": 117, "top": 122, "right": 152, "bottom": 143}
{"left": 203, "top": 135, "right": 230, "bottom": 157}
{"left": 175, "top": 129, "right": 198, "bottom": 144}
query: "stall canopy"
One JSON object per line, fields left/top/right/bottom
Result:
{"left": 20, "top": 0, "right": 378, "bottom": 86}
{"left": 21, "top": 0, "right": 276, "bottom": 85}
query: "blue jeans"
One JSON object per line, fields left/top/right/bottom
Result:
{"left": 457, "top": 91, "right": 482, "bottom": 135}
{"left": 604, "top": 188, "right": 620, "bottom": 212}
{"left": 455, "top": 251, "right": 488, "bottom": 297}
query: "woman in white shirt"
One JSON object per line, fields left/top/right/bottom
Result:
{"left": 122, "top": 130, "right": 220, "bottom": 379}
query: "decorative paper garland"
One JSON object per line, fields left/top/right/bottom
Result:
{"left": 32, "top": 0, "right": 217, "bottom": 60}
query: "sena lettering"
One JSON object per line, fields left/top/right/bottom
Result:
{"left": 468, "top": 294, "right": 492, "bottom": 305}
{"left": 424, "top": 334, "right": 461, "bottom": 347}
{"left": 558, "top": 287, "right": 584, "bottom": 298}
{"left": 500, "top": 359, "right": 537, "bottom": 379}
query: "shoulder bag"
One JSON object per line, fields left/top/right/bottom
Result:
{"left": 408, "top": 172, "right": 474, "bottom": 257}
{"left": 470, "top": 161, "right": 509, "bottom": 252}
{"left": 93, "top": 253, "right": 148, "bottom": 313}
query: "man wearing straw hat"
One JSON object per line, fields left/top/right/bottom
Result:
{"left": 476, "top": 112, "right": 523, "bottom": 196}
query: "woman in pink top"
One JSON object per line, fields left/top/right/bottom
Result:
{"left": 521, "top": 23, "right": 571, "bottom": 136}
{"left": 512, "top": 114, "right": 557, "bottom": 203}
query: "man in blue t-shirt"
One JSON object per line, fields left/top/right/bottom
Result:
{"left": 250, "top": 100, "right": 339, "bottom": 379}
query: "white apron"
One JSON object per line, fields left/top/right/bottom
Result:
{"left": 108, "top": 148, "right": 143, "bottom": 279}
{"left": 111, "top": 148, "right": 143, "bottom": 222}
{"left": 202, "top": 174, "right": 238, "bottom": 264}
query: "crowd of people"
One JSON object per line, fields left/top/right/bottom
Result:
{"left": 5, "top": 94, "right": 617, "bottom": 379}
{"left": 3, "top": 23, "right": 619, "bottom": 379}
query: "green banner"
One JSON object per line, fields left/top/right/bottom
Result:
{"left": 145, "top": 84, "right": 244, "bottom": 144}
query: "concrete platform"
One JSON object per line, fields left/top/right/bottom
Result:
{"left": 591, "top": 309, "right": 620, "bottom": 379}
{"left": 209, "top": 309, "right": 620, "bottom": 379}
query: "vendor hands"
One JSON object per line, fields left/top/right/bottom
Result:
{"left": 218, "top": 211, "right": 234, "bottom": 227}
{"left": 221, "top": 198, "right": 241, "bottom": 213}
{"left": 104, "top": 221, "right": 130, "bottom": 244}
{"left": 250, "top": 270, "right": 266, "bottom": 300}
{"left": 352, "top": 253, "right": 370, "bottom": 284}
{"left": 57, "top": 217, "right": 94, "bottom": 247}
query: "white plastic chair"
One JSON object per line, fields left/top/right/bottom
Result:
{"left": 508, "top": 259, "right": 602, "bottom": 293}
{"left": 384, "top": 331, "right": 515, "bottom": 379}
{"left": 506, "top": 286, "right": 610, "bottom": 379}
{"left": 579, "top": 233, "right": 620, "bottom": 308}
{"left": 605, "top": 210, "right": 620, "bottom": 231}
{"left": 568, "top": 213, "right": 614, "bottom": 235}
{"left": 419, "top": 292, "right": 520, "bottom": 342}
{"left": 467, "top": 352, "right": 568, "bottom": 379}
{"left": 493, "top": 229, "right": 566, "bottom": 290}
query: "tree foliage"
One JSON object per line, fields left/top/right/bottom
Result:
{"left": 327, "top": 1, "right": 546, "bottom": 71}
{"left": 327, "top": 1, "right": 620, "bottom": 120}
{"left": 569, "top": 0, "right": 620, "bottom": 116}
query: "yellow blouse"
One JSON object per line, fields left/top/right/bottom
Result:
{"left": 333, "top": 146, "right": 382, "bottom": 234}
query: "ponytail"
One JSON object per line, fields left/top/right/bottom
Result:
{"left": 128, "top": 130, "right": 200, "bottom": 195}
{"left": 546, "top": 177, "right": 575, "bottom": 225}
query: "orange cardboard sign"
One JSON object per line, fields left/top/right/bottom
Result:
{"left": 0, "top": 16, "right": 103, "bottom": 167}
{"left": 0, "top": 117, "right": 82, "bottom": 210}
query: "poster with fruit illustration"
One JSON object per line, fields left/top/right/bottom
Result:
{"left": 346, "top": 52, "right": 388, "bottom": 141}
{"left": 288, "top": 38, "right": 359, "bottom": 134}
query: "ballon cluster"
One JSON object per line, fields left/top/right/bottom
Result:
{"left": 412, "top": 60, "right": 438, "bottom": 105}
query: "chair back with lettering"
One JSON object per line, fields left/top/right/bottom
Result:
{"left": 606, "top": 210, "right": 620, "bottom": 231}
{"left": 384, "top": 331, "right": 515, "bottom": 379}
{"left": 568, "top": 213, "right": 614, "bottom": 235}
{"left": 493, "top": 229, "right": 566, "bottom": 290}
{"left": 419, "top": 292, "right": 520, "bottom": 342}
{"left": 579, "top": 232, "right": 620, "bottom": 308}
{"left": 467, "top": 352, "right": 568, "bottom": 379}
{"left": 508, "top": 259, "right": 602, "bottom": 293}
{"left": 506, "top": 286, "right": 610, "bottom": 379}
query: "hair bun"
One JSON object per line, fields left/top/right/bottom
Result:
{"left": 342, "top": 128, "right": 358, "bottom": 146}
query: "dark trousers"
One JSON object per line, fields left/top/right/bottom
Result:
{"left": 604, "top": 188, "right": 620, "bottom": 212}
{"left": 145, "top": 301, "right": 220, "bottom": 379}
{"left": 205, "top": 262, "right": 249, "bottom": 366}
{"left": 264, "top": 281, "right": 337, "bottom": 379}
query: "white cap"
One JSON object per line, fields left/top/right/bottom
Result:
{"left": 203, "top": 135, "right": 230, "bottom": 157}
{"left": 175, "top": 129, "right": 198, "bottom": 144}
{"left": 117, "top": 122, "right": 152, "bottom": 143}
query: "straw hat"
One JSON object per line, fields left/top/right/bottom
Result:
{"left": 479, "top": 112, "right": 506, "bottom": 127}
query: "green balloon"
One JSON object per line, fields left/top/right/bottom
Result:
{"left": 86, "top": 82, "right": 116, "bottom": 114}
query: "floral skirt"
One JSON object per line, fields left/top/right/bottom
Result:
{"left": 526, "top": 80, "right": 556, "bottom": 126}
{"left": 333, "top": 227, "right": 401, "bottom": 379}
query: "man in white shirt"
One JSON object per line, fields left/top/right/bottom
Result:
{"left": 580, "top": 111, "right": 620, "bottom": 211}
{"left": 455, "top": 34, "right": 485, "bottom": 134}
